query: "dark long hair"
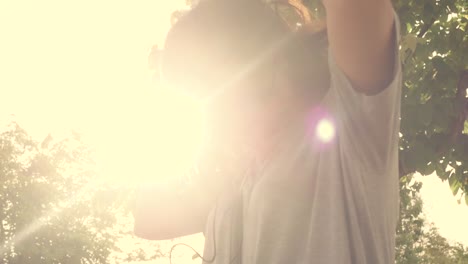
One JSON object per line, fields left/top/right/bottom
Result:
{"left": 162, "top": 0, "right": 330, "bottom": 102}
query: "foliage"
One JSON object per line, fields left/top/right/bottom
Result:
{"left": 391, "top": 0, "right": 468, "bottom": 205}
{"left": 396, "top": 175, "right": 468, "bottom": 263}
{"left": 0, "top": 123, "right": 119, "bottom": 264}
{"left": 0, "top": 121, "right": 171, "bottom": 263}
{"left": 396, "top": 177, "right": 425, "bottom": 263}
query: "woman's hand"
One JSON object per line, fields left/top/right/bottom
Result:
{"left": 133, "top": 181, "right": 215, "bottom": 240}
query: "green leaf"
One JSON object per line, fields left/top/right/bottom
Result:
{"left": 438, "top": 168, "right": 453, "bottom": 181}
{"left": 448, "top": 174, "right": 461, "bottom": 196}
{"left": 451, "top": 182, "right": 460, "bottom": 196}
{"left": 419, "top": 103, "right": 434, "bottom": 126}
{"left": 406, "top": 22, "right": 413, "bottom": 33}
{"left": 448, "top": 174, "right": 456, "bottom": 189}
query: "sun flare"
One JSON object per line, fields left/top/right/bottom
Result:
{"left": 0, "top": 0, "right": 196, "bottom": 185}
{"left": 93, "top": 88, "right": 206, "bottom": 185}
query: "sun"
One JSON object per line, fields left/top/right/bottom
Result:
{"left": 93, "top": 87, "right": 205, "bottom": 186}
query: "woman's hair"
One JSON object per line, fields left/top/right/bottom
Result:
{"left": 162, "top": 0, "right": 330, "bottom": 101}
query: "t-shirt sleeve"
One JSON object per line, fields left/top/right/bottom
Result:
{"left": 322, "top": 10, "right": 402, "bottom": 172}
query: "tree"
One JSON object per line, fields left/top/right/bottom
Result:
{"left": 0, "top": 122, "right": 118, "bottom": 264}
{"left": 396, "top": 175, "right": 468, "bottom": 264}
{"left": 391, "top": 0, "right": 468, "bottom": 205}
{"left": 395, "top": 177, "right": 425, "bottom": 263}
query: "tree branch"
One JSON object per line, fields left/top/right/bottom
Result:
{"left": 418, "top": 17, "right": 436, "bottom": 38}
{"left": 449, "top": 70, "right": 468, "bottom": 144}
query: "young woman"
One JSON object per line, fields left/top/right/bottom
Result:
{"left": 134, "top": 0, "right": 402, "bottom": 263}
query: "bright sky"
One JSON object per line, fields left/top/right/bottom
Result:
{"left": 0, "top": 0, "right": 204, "bottom": 184}
{"left": 0, "top": 1, "right": 205, "bottom": 262}
{"left": 417, "top": 174, "right": 468, "bottom": 245}
{"left": 1, "top": 0, "right": 467, "bottom": 263}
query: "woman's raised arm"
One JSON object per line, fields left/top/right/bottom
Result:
{"left": 323, "top": 0, "right": 396, "bottom": 94}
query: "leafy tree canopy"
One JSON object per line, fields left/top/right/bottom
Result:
{"left": 389, "top": 0, "right": 468, "bottom": 205}
{"left": 0, "top": 123, "right": 122, "bottom": 263}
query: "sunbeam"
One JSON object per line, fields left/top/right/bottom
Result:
{"left": 0, "top": 177, "right": 110, "bottom": 256}
{"left": 202, "top": 32, "right": 295, "bottom": 105}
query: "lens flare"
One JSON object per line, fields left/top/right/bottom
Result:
{"left": 316, "top": 118, "right": 335, "bottom": 143}
{"left": 306, "top": 106, "right": 336, "bottom": 146}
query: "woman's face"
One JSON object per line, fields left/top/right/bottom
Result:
{"left": 204, "top": 65, "right": 295, "bottom": 146}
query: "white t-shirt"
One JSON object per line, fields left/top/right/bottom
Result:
{"left": 202, "top": 12, "right": 402, "bottom": 264}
